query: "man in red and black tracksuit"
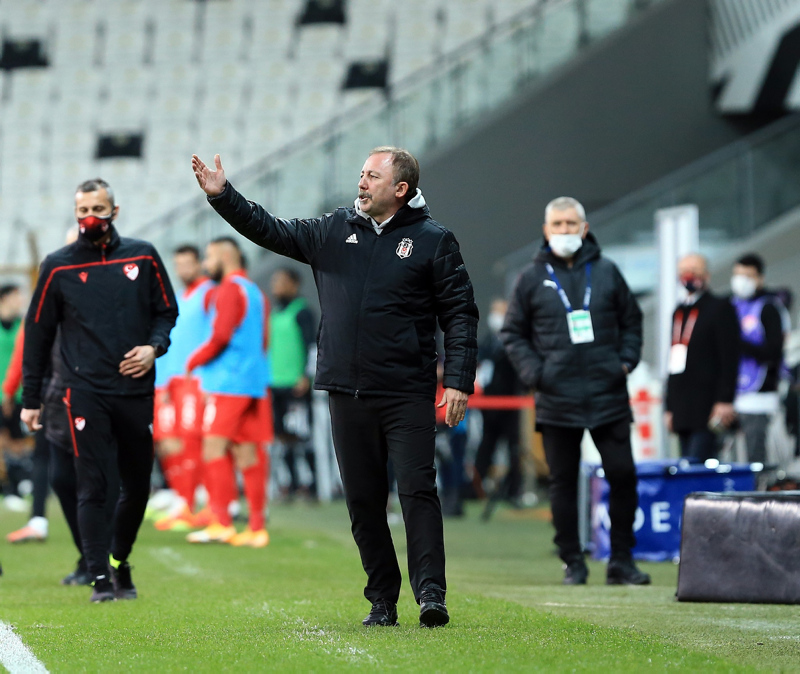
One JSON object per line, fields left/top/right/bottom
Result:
{"left": 22, "top": 179, "right": 178, "bottom": 603}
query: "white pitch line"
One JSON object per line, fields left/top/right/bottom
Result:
{"left": 0, "top": 622, "right": 49, "bottom": 674}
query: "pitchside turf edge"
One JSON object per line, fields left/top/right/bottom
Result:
{"left": 0, "top": 499, "right": 796, "bottom": 672}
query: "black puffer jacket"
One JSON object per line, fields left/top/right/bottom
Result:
{"left": 501, "top": 234, "right": 642, "bottom": 429}
{"left": 207, "top": 182, "right": 479, "bottom": 400}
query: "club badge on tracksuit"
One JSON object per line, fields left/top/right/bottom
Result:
{"left": 396, "top": 238, "right": 413, "bottom": 259}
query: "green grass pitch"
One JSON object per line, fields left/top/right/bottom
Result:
{"left": 1, "top": 499, "right": 798, "bottom": 672}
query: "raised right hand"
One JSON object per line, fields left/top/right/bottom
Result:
{"left": 192, "top": 154, "right": 227, "bottom": 197}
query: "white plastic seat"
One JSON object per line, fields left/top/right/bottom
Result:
{"left": 102, "top": 65, "right": 156, "bottom": 102}
{"left": 200, "top": 0, "right": 249, "bottom": 62}
{"left": 492, "top": 0, "right": 540, "bottom": 25}
{"left": 295, "top": 24, "right": 344, "bottom": 61}
{"left": 8, "top": 69, "right": 55, "bottom": 105}
{"left": 585, "top": 0, "right": 632, "bottom": 39}
{"left": 49, "top": 21, "right": 101, "bottom": 69}
{"left": 101, "top": 3, "right": 149, "bottom": 68}
{"left": 151, "top": 2, "right": 201, "bottom": 65}
{"left": 49, "top": 127, "right": 96, "bottom": 162}
{"left": 240, "top": 115, "right": 292, "bottom": 165}
{"left": 248, "top": 8, "right": 297, "bottom": 61}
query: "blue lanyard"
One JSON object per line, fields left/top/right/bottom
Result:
{"left": 545, "top": 262, "right": 592, "bottom": 313}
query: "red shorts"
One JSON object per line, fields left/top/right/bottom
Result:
{"left": 153, "top": 387, "right": 177, "bottom": 442}
{"left": 153, "top": 378, "right": 205, "bottom": 442}
{"left": 202, "top": 393, "right": 273, "bottom": 445}
{"left": 168, "top": 376, "right": 205, "bottom": 439}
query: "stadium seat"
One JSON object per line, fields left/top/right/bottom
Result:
{"left": 199, "top": 1, "right": 249, "bottom": 63}
{"left": 538, "top": 1, "right": 581, "bottom": 72}
{"left": 100, "top": 2, "right": 149, "bottom": 68}
{"left": 151, "top": 2, "right": 202, "bottom": 65}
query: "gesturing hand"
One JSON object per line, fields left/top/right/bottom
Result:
{"left": 120, "top": 345, "right": 156, "bottom": 379}
{"left": 192, "top": 154, "right": 227, "bottom": 197}
{"left": 437, "top": 387, "right": 469, "bottom": 428}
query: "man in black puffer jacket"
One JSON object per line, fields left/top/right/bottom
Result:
{"left": 502, "top": 196, "right": 649, "bottom": 587}
{"left": 192, "top": 147, "right": 478, "bottom": 628}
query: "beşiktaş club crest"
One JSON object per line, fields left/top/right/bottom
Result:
{"left": 396, "top": 238, "right": 413, "bottom": 259}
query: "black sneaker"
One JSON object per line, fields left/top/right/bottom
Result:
{"left": 362, "top": 599, "right": 398, "bottom": 626}
{"left": 563, "top": 557, "right": 589, "bottom": 585}
{"left": 606, "top": 556, "right": 651, "bottom": 585}
{"left": 110, "top": 560, "right": 137, "bottom": 600}
{"left": 90, "top": 574, "right": 115, "bottom": 603}
{"left": 419, "top": 585, "right": 449, "bottom": 628}
{"left": 62, "top": 559, "right": 93, "bottom": 586}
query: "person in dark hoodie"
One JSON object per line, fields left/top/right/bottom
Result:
{"left": 192, "top": 146, "right": 479, "bottom": 628}
{"left": 501, "top": 196, "right": 648, "bottom": 587}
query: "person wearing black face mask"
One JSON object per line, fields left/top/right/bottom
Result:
{"left": 21, "top": 178, "right": 178, "bottom": 603}
{"left": 665, "top": 253, "right": 740, "bottom": 462}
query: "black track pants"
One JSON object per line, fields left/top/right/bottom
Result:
{"left": 329, "top": 393, "right": 446, "bottom": 604}
{"left": 64, "top": 388, "right": 153, "bottom": 578}
{"left": 31, "top": 430, "right": 50, "bottom": 519}
{"left": 540, "top": 418, "right": 638, "bottom": 562}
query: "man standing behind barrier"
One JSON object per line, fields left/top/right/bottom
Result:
{"left": 191, "top": 147, "right": 478, "bottom": 628}
{"left": 730, "top": 254, "right": 786, "bottom": 464}
{"left": 665, "top": 254, "right": 739, "bottom": 462}
{"left": 502, "top": 196, "right": 649, "bottom": 586}
{"left": 21, "top": 178, "right": 178, "bottom": 602}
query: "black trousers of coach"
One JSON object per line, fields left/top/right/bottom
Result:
{"left": 540, "top": 418, "right": 638, "bottom": 563}
{"left": 329, "top": 394, "right": 446, "bottom": 605}
{"left": 64, "top": 388, "right": 154, "bottom": 578}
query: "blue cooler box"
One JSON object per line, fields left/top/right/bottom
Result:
{"left": 590, "top": 460, "right": 756, "bottom": 562}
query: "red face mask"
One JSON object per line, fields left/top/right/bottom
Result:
{"left": 679, "top": 273, "right": 705, "bottom": 294}
{"left": 78, "top": 214, "right": 113, "bottom": 242}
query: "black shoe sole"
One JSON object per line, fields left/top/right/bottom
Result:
{"left": 114, "top": 590, "right": 138, "bottom": 600}
{"left": 362, "top": 620, "right": 399, "bottom": 627}
{"left": 90, "top": 593, "right": 116, "bottom": 603}
{"left": 606, "top": 577, "right": 651, "bottom": 586}
{"left": 419, "top": 605, "right": 449, "bottom": 628}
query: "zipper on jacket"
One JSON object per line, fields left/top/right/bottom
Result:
{"left": 101, "top": 244, "right": 107, "bottom": 263}
{"left": 352, "top": 230, "right": 379, "bottom": 394}
{"left": 354, "top": 390, "right": 359, "bottom": 399}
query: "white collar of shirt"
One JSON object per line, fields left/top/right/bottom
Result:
{"left": 354, "top": 189, "right": 426, "bottom": 235}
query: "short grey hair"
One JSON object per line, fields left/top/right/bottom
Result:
{"left": 545, "top": 196, "right": 586, "bottom": 222}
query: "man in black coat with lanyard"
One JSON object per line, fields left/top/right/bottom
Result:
{"left": 665, "top": 253, "right": 739, "bottom": 461}
{"left": 192, "top": 147, "right": 478, "bottom": 627}
{"left": 502, "top": 196, "right": 649, "bottom": 586}
{"left": 22, "top": 179, "right": 178, "bottom": 602}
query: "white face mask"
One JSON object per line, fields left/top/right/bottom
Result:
{"left": 731, "top": 274, "right": 758, "bottom": 300}
{"left": 548, "top": 224, "right": 585, "bottom": 259}
{"left": 487, "top": 312, "right": 504, "bottom": 333}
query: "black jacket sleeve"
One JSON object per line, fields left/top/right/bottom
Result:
{"left": 147, "top": 245, "right": 179, "bottom": 356}
{"left": 740, "top": 302, "right": 783, "bottom": 365}
{"left": 612, "top": 264, "right": 643, "bottom": 370}
{"left": 433, "top": 230, "right": 479, "bottom": 394}
{"left": 22, "top": 257, "right": 61, "bottom": 410}
{"left": 207, "top": 182, "right": 332, "bottom": 264}
{"left": 296, "top": 306, "right": 317, "bottom": 356}
{"left": 715, "top": 300, "right": 741, "bottom": 404}
{"left": 501, "top": 270, "right": 543, "bottom": 389}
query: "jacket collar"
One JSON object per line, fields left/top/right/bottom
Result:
{"left": 534, "top": 231, "right": 602, "bottom": 269}
{"left": 347, "top": 189, "right": 430, "bottom": 233}
{"left": 76, "top": 224, "right": 121, "bottom": 253}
